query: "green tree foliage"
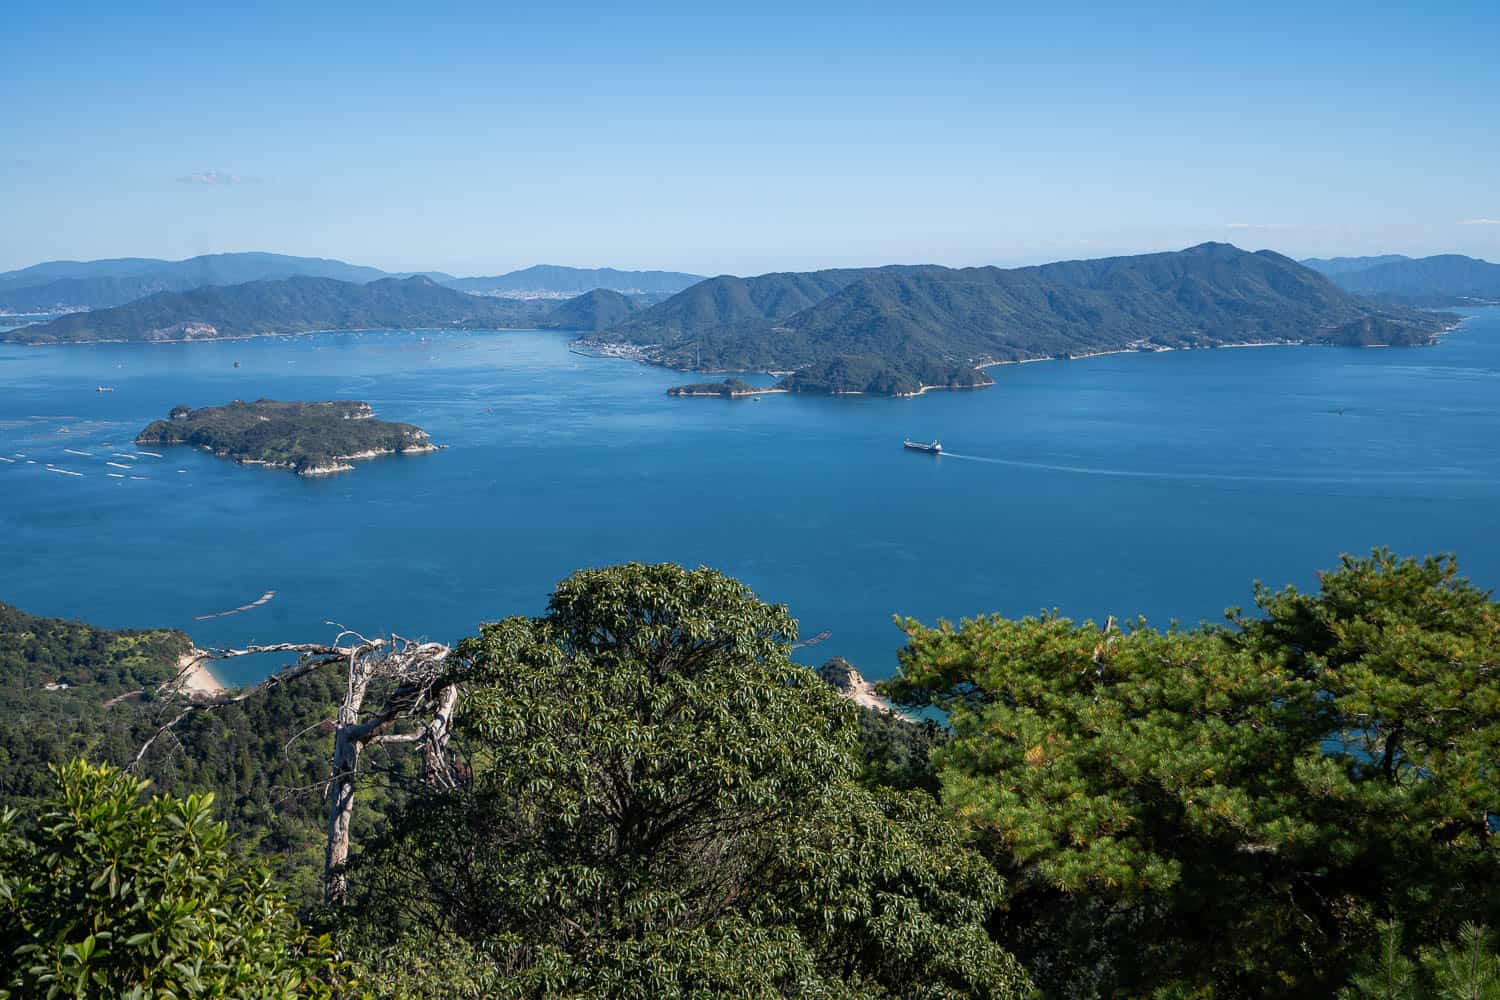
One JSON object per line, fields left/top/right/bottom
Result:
{"left": 851, "top": 705, "right": 946, "bottom": 794}
{"left": 0, "top": 601, "right": 391, "bottom": 905}
{"left": 341, "top": 563, "right": 1032, "bottom": 998}
{"left": 0, "top": 761, "right": 338, "bottom": 999}
{"left": 1343, "top": 922, "right": 1500, "bottom": 999}
{"left": 887, "top": 550, "right": 1500, "bottom": 997}
{"left": 0, "top": 602, "right": 188, "bottom": 808}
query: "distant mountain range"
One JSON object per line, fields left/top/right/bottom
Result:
{"left": 3, "top": 245, "right": 1461, "bottom": 397}
{"left": 1, "top": 276, "right": 549, "bottom": 344}
{"left": 0, "top": 274, "right": 680, "bottom": 345}
{"left": 446, "top": 266, "right": 702, "bottom": 298}
{"left": 1301, "top": 254, "right": 1500, "bottom": 307}
{"left": 0, "top": 255, "right": 701, "bottom": 312}
{"left": 0, "top": 253, "right": 417, "bottom": 313}
{"left": 1299, "top": 255, "right": 1412, "bottom": 277}
{"left": 604, "top": 243, "right": 1454, "bottom": 395}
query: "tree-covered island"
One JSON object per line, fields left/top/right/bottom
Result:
{"left": 136, "top": 399, "right": 439, "bottom": 476}
{"left": 594, "top": 243, "right": 1458, "bottom": 396}
{"left": 665, "top": 377, "right": 763, "bottom": 397}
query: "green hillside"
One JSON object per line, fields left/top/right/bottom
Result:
{"left": 607, "top": 268, "right": 877, "bottom": 340}
{"left": 2, "top": 275, "right": 547, "bottom": 343}
{"left": 598, "top": 244, "right": 1453, "bottom": 394}
{"left": 0, "top": 252, "right": 406, "bottom": 312}
{"left": 537, "top": 288, "right": 661, "bottom": 330}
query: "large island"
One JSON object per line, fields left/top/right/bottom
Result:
{"left": 592, "top": 243, "right": 1458, "bottom": 396}
{"left": 136, "top": 399, "right": 439, "bottom": 476}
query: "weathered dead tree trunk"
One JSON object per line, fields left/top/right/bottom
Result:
{"left": 132, "top": 631, "right": 459, "bottom": 908}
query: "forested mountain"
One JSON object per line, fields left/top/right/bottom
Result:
{"left": 0, "top": 254, "right": 695, "bottom": 312}
{"left": 598, "top": 243, "right": 1453, "bottom": 395}
{"left": 1, "top": 275, "right": 549, "bottom": 343}
{"left": 1301, "top": 254, "right": 1411, "bottom": 276}
{"left": 608, "top": 267, "right": 877, "bottom": 340}
{"left": 536, "top": 288, "right": 665, "bottom": 330}
{"left": 444, "top": 264, "right": 702, "bottom": 297}
{"left": 0, "top": 252, "right": 410, "bottom": 312}
{"left": 1317, "top": 253, "right": 1500, "bottom": 306}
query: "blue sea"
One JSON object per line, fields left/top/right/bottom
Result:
{"left": 3, "top": 311, "right": 1498, "bottom": 687}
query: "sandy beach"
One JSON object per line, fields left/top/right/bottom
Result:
{"left": 172, "top": 649, "right": 227, "bottom": 698}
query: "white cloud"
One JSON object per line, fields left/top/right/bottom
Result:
{"left": 1226, "top": 222, "right": 1294, "bottom": 230}
{"left": 176, "top": 170, "right": 257, "bottom": 185}
{"left": 1459, "top": 218, "right": 1500, "bottom": 225}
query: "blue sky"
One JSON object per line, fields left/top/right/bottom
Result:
{"left": 3, "top": 2, "right": 1497, "bottom": 276}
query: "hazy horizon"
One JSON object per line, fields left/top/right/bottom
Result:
{"left": 4, "top": 3, "right": 1497, "bottom": 275}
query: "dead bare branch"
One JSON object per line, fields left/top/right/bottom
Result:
{"left": 131, "top": 631, "right": 461, "bottom": 908}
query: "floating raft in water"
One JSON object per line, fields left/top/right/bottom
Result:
{"left": 195, "top": 590, "right": 277, "bottom": 621}
{"left": 791, "top": 629, "right": 833, "bottom": 650}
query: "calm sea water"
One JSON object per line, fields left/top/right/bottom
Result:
{"left": 3, "top": 311, "right": 1498, "bottom": 686}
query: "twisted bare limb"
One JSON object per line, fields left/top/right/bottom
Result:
{"left": 132, "top": 633, "right": 462, "bottom": 907}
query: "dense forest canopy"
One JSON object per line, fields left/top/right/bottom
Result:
{"left": 2, "top": 552, "right": 1498, "bottom": 997}
{"left": 888, "top": 550, "right": 1500, "bottom": 997}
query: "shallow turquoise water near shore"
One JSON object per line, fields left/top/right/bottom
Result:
{"left": 3, "top": 311, "right": 1498, "bottom": 686}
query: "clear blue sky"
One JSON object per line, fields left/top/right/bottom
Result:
{"left": 3, "top": 1, "right": 1497, "bottom": 276}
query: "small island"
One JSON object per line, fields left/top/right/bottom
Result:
{"left": 136, "top": 399, "right": 439, "bottom": 476}
{"left": 776, "top": 356, "right": 993, "bottom": 397}
{"left": 666, "top": 378, "right": 762, "bottom": 398}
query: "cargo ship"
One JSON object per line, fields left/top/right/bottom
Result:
{"left": 903, "top": 439, "right": 942, "bottom": 453}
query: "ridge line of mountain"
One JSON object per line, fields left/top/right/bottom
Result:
{"left": 3, "top": 245, "right": 1463, "bottom": 397}
{"left": 594, "top": 243, "right": 1459, "bottom": 395}
{"left": 0, "top": 255, "right": 704, "bottom": 312}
